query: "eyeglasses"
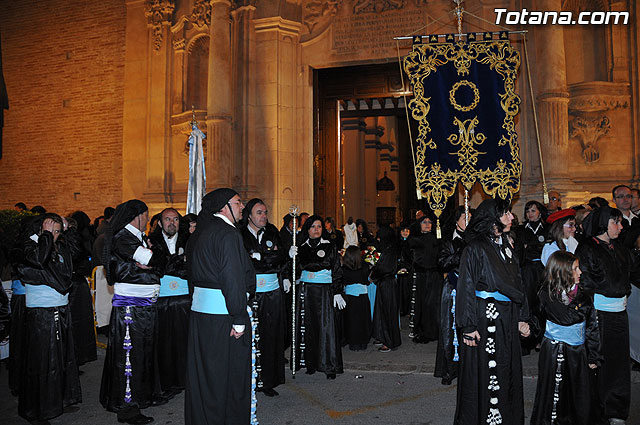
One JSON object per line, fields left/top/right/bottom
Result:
{"left": 229, "top": 200, "right": 244, "bottom": 206}
{"left": 563, "top": 223, "right": 576, "bottom": 228}
{"left": 615, "top": 194, "right": 632, "bottom": 199}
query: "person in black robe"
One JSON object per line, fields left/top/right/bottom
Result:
{"left": 64, "top": 220, "right": 97, "bottom": 366}
{"left": 240, "top": 198, "right": 288, "bottom": 397}
{"left": 371, "top": 225, "right": 400, "bottom": 352}
{"left": 100, "top": 200, "right": 167, "bottom": 425}
{"left": 342, "top": 245, "right": 371, "bottom": 351}
{"left": 576, "top": 206, "right": 640, "bottom": 425}
{"left": 325, "top": 217, "right": 344, "bottom": 250}
{"left": 435, "top": 206, "right": 471, "bottom": 385}
{"left": 185, "top": 188, "right": 257, "bottom": 425}
{"left": 454, "top": 198, "right": 530, "bottom": 425}
{"left": 291, "top": 215, "right": 344, "bottom": 379}
{"left": 407, "top": 213, "right": 442, "bottom": 343}
{"left": 531, "top": 250, "right": 601, "bottom": 425}
{"left": 148, "top": 208, "right": 190, "bottom": 399}
{"left": 17, "top": 213, "right": 82, "bottom": 424}
{"left": 513, "top": 201, "right": 547, "bottom": 354}
{"left": 355, "top": 219, "right": 375, "bottom": 251}
{"left": 7, "top": 214, "right": 37, "bottom": 397}
{"left": 397, "top": 223, "right": 412, "bottom": 316}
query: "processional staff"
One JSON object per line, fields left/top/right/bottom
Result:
{"left": 288, "top": 204, "right": 300, "bottom": 378}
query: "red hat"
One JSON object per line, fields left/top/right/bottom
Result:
{"left": 546, "top": 208, "right": 576, "bottom": 224}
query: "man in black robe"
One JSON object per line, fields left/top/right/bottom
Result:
{"left": 241, "top": 198, "right": 288, "bottom": 397}
{"left": 148, "top": 208, "right": 190, "bottom": 398}
{"left": 185, "top": 188, "right": 256, "bottom": 425}
{"left": 576, "top": 206, "right": 640, "bottom": 425}
{"left": 99, "top": 200, "right": 167, "bottom": 425}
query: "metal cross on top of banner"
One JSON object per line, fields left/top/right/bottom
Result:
{"left": 401, "top": 18, "right": 522, "bottom": 229}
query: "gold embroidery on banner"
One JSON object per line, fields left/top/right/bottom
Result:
{"left": 403, "top": 40, "right": 521, "bottom": 216}
{"left": 449, "top": 80, "right": 480, "bottom": 112}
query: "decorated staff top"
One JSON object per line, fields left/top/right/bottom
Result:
{"left": 403, "top": 32, "right": 522, "bottom": 218}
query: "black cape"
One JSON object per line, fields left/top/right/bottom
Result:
{"left": 185, "top": 214, "right": 256, "bottom": 425}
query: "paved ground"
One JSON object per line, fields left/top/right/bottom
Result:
{"left": 2, "top": 318, "right": 640, "bottom": 425}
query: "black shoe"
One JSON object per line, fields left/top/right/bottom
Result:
{"left": 63, "top": 405, "right": 80, "bottom": 413}
{"left": 117, "top": 413, "right": 154, "bottom": 424}
{"left": 151, "top": 395, "right": 169, "bottom": 407}
{"left": 162, "top": 388, "right": 181, "bottom": 400}
{"left": 441, "top": 376, "right": 452, "bottom": 385}
{"left": 326, "top": 373, "right": 336, "bottom": 380}
{"left": 262, "top": 388, "right": 279, "bottom": 397}
{"left": 305, "top": 368, "right": 316, "bottom": 375}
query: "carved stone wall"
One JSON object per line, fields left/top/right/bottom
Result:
{"left": 1, "top": 0, "right": 639, "bottom": 220}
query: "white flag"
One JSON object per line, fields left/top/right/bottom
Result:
{"left": 186, "top": 123, "right": 206, "bottom": 215}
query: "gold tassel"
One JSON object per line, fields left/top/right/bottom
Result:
{"left": 436, "top": 218, "right": 442, "bottom": 239}
{"left": 416, "top": 188, "right": 423, "bottom": 200}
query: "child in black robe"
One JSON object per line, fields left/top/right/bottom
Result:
{"left": 530, "top": 250, "right": 600, "bottom": 425}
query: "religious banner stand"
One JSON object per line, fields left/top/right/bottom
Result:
{"left": 396, "top": 0, "right": 549, "bottom": 233}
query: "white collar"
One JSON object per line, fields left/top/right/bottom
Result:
{"left": 214, "top": 212, "right": 237, "bottom": 228}
{"left": 525, "top": 221, "right": 542, "bottom": 233}
{"left": 303, "top": 237, "right": 330, "bottom": 246}
{"left": 125, "top": 223, "right": 144, "bottom": 241}
{"left": 453, "top": 229, "right": 462, "bottom": 240}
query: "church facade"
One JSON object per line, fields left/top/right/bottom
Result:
{"left": 0, "top": 0, "right": 638, "bottom": 223}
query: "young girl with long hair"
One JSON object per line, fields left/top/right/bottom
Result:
{"left": 530, "top": 250, "right": 600, "bottom": 425}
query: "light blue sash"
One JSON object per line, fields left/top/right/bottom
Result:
{"left": 593, "top": 294, "right": 626, "bottom": 312}
{"left": 11, "top": 279, "right": 26, "bottom": 295}
{"left": 345, "top": 283, "right": 368, "bottom": 296}
{"left": 255, "top": 273, "right": 279, "bottom": 293}
{"left": 545, "top": 320, "right": 586, "bottom": 346}
{"left": 368, "top": 281, "right": 377, "bottom": 320}
{"left": 159, "top": 275, "right": 189, "bottom": 297}
{"left": 191, "top": 287, "right": 229, "bottom": 315}
{"left": 25, "top": 284, "right": 68, "bottom": 308}
{"left": 475, "top": 290, "right": 511, "bottom": 303}
{"left": 300, "top": 269, "right": 332, "bottom": 284}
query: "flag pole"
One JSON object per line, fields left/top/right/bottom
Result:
{"left": 288, "top": 204, "right": 300, "bottom": 378}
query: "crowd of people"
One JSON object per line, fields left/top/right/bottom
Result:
{"left": 1, "top": 184, "right": 639, "bottom": 425}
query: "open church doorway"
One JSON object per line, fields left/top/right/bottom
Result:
{"left": 313, "top": 62, "right": 447, "bottom": 232}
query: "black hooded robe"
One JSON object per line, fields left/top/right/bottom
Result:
{"left": 576, "top": 236, "right": 640, "bottom": 424}
{"left": 434, "top": 231, "right": 466, "bottom": 383}
{"left": 342, "top": 266, "right": 371, "bottom": 350}
{"left": 371, "top": 245, "right": 401, "bottom": 350}
{"left": 530, "top": 289, "right": 601, "bottom": 425}
{"left": 17, "top": 230, "right": 82, "bottom": 422}
{"left": 454, "top": 234, "right": 528, "bottom": 425}
{"left": 66, "top": 226, "right": 97, "bottom": 366}
{"left": 408, "top": 231, "right": 442, "bottom": 342}
{"left": 185, "top": 213, "right": 256, "bottom": 425}
{"left": 241, "top": 222, "right": 287, "bottom": 392}
{"left": 99, "top": 226, "right": 165, "bottom": 421}
{"left": 149, "top": 227, "right": 191, "bottom": 393}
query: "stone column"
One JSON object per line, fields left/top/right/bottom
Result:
{"left": 144, "top": 0, "right": 175, "bottom": 201}
{"left": 207, "top": 0, "right": 233, "bottom": 189}
{"left": 535, "top": 0, "right": 570, "bottom": 183}
{"left": 231, "top": 3, "right": 257, "bottom": 197}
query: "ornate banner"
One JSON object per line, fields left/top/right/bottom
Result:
{"left": 403, "top": 33, "right": 522, "bottom": 217}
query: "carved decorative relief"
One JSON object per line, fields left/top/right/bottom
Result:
{"left": 145, "top": 0, "right": 175, "bottom": 50}
{"left": 569, "top": 115, "right": 610, "bottom": 164}
{"left": 353, "top": 0, "right": 404, "bottom": 14}
{"left": 190, "top": 0, "right": 211, "bottom": 28}
{"left": 303, "top": 0, "right": 340, "bottom": 33}
{"left": 173, "top": 38, "right": 186, "bottom": 51}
